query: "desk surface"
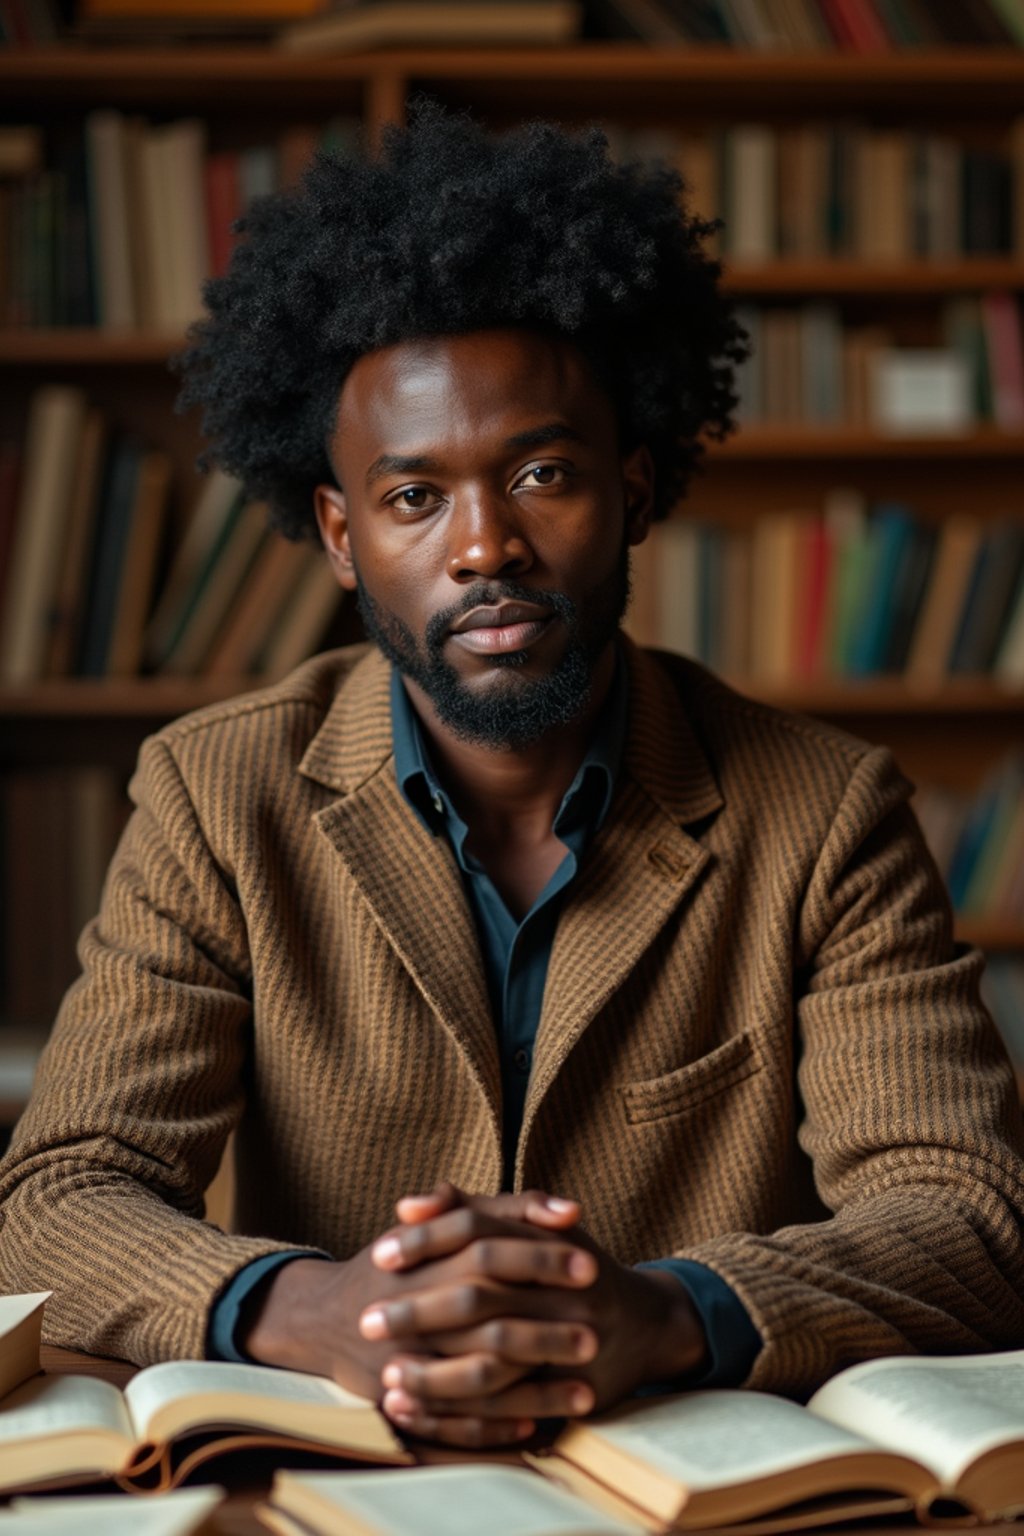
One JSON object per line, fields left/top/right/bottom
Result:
{"left": 35, "top": 1346, "right": 1021, "bottom": 1536}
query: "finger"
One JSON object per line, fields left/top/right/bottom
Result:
{"left": 420, "top": 1317, "right": 599, "bottom": 1366}
{"left": 384, "top": 1402, "right": 536, "bottom": 1448}
{"left": 382, "top": 1351, "right": 527, "bottom": 1401}
{"left": 394, "top": 1186, "right": 580, "bottom": 1232}
{"left": 374, "top": 1223, "right": 596, "bottom": 1287}
{"left": 361, "top": 1276, "right": 586, "bottom": 1341}
{"left": 385, "top": 1377, "right": 594, "bottom": 1422}
{"left": 394, "top": 1181, "right": 464, "bottom": 1225}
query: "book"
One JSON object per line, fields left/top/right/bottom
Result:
{"left": 539, "top": 1347, "right": 1024, "bottom": 1529}
{"left": 948, "top": 523, "right": 1024, "bottom": 674}
{"left": 0, "top": 1357, "right": 408, "bottom": 1495}
{"left": 203, "top": 532, "right": 317, "bottom": 676}
{"left": 257, "top": 552, "right": 344, "bottom": 675}
{"left": 260, "top": 1465, "right": 645, "bottom": 1536}
{"left": 0, "top": 386, "right": 87, "bottom": 683}
{"left": 159, "top": 500, "right": 268, "bottom": 675}
{"left": 44, "top": 408, "right": 106, "bottom": 676}
{"left": 105, "top": 448, "right": 172, "bottom": 676}
{"left": 85, "top": 111, "right": 136, "bottom": 330}
{"left": 1, "top": 1488, "right": 222, "bottom": 1536}
{"left": 993, "top": 566, "right": 1024, "bottom": 685}
{"left": 277, "top": 1, "right": 582, "bottom": 54}
{"left": 144, "top": 468, "right": 244, "bottom": 667}
{"left": 903, "top": 514, "right": 983, "bottom": 686}
{"left": 75, "top": 436, "right": 143, "bottom": 677}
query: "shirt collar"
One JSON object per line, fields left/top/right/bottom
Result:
{"left": 391, "top": 647, "right": 629, "bottom": 849}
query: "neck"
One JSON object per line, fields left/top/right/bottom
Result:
{"left": 402, "top": 643, "right": 616, "bottom": 839}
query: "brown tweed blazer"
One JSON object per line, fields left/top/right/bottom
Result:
{"left": 2, "top": 639, "right": 1023, "bottom": 1396}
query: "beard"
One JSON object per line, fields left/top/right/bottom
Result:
{"left": 356, "top": 546, "right": 630, "bottom": 750}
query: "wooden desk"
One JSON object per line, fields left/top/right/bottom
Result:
{"left": 34, "top": 1346, "right": 1024, "bottom": 1536}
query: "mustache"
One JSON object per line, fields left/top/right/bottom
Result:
{"left": 424, "top": 582, "right": 576, "bottom": 652}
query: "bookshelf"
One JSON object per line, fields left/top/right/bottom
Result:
{"left": 1, "top": 41, "right": 1023, "bottom": 1109}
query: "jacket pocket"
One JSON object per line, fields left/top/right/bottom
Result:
{"left": 622, "top": 1031, "right": 763, "bottom": 1125}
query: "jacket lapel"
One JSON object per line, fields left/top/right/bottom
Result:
{"left": 525, "top": 641, "right": 724, "bottom": 1132}
{"left": 299, "top": 648, "right": 500, "bottom": 1118}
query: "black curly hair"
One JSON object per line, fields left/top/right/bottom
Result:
{"left": 176, "top": 101, "right": 747, "bottom": 540}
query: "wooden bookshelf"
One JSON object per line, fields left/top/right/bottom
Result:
{"left": 0, "top": 39, "right": 1021, "bottom": 1040}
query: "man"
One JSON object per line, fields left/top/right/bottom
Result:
{"left": 2, "top": 106, "right": 1023, "bottom": 1451}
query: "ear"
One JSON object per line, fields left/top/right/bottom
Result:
{"left": 621, "top": 444, "right": 655, "bottom": 547}
{"left": 314, "top": 484, "right": 358, "bottom": 593}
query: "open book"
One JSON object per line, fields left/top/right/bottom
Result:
{"left": 533, "top": 1348, "right": 1024, "bottom": 1529}
{"left": 257, "top": 1465, "right": 649, "bottom": 1536}
{"left": 3, "top": 1487, "right": 222, "bottom": 1535}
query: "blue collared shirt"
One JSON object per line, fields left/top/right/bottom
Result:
{"left": 210, "top": 652, "right": 761, "bottom": 1387}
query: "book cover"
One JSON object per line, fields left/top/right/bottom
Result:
{"left": 881, "top": 518, "right": 936, "bottom": 673}
{"left": 106, "top": 449, "right": 173, "bottom": 676}
{"left": 45, "top": 409, "right": 107, "bottom": 676}
{"left": 160, "top": 502, "right": 268, "bottom": 675}
{"left": 277, "top": 1, "right": 582, "bottom": 54}
{"left": 145, "top": 469, "right": 245, "bottom": 667}
{"left": 844, "top": 504, "right": 915, "bottom": 677}
{"left": 980, "top": 291, "right": 1024, "bottom": 430}
{"left": 257, "top": 555, "right": 343, "bottom": 675}
{"left": 0, "top": 386, "right": 87, "bottom": 683}
{"left": 903, "top": 515, "right": 983, "bottom": 686}
{"left": 76, "top": 436, "right": 143, "bottom": 677}
{"left": 85, "top": 110, "right": 136, "bottom": 330}
{"left": 993, "top": 567, "right": 1024, "bottom": 685}
{"left": 203, "top": 533, "right": 317, "bottom": 676}
{"left": 723, "top": 124, "right": 777, "bottom": 261}
{"left": 948, "top": 523, "right": 1024, "bottom": 674}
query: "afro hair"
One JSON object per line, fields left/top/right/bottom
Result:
{"left": 176, "top": 101, "right": 748, "bottom": 540}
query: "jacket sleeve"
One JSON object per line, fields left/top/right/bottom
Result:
{"left": 677, "top": 745, "right": 1024, "bottom": 1398}
{"left": 0, "top": 734, "right": 324, "bottom": 1365}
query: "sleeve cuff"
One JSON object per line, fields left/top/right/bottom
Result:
{"left": 635, "top": 1258, "right": 762, "bottom": 1391}
{"left": 207, "top": 1250, "right": 327, "bottom": 1363}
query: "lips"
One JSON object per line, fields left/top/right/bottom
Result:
{"left": 449, "top": 602, "right": 552, "bottom": 634}
{"left": 448, "top": 601, "right": 555, "bottom": 656}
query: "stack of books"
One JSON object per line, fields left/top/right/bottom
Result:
{"left": 734, "top": 294, "right": 1024, "bottom": 432}
{"left": 0, "top": 389, "right": 343, "bottom": 684}
{"left": 592, "top": 0, "right": 1024, "bottom": 49}
{"left": 0, "top": 115, "right": 358, "bottom": 332}
{"left": 613, "top": 120, "right": 1024, "bottom": 264}
{"left": 627, "top": 498, "right": 1024, "bottom": 687}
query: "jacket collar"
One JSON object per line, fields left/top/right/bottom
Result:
{"left": 297, "top": 636, "right": 724, "bottom": 830}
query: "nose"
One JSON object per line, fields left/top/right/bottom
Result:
{"left": 446, "top": 491, "right": 534, "bottom": 583}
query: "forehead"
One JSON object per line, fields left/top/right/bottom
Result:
{"left": 334, "top": 329, "right": 613, "bottom": 455}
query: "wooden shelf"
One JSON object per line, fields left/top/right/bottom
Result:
{"left": 0, "top": 331, "right": 185, "bottom": 365}
{"left": 2, "top": 46, "right": 1024, "bottom": 112}
{"left": 957, "top": 920, "right": 1024, "bottom": 953}
{"left": 716, "top": 427, "right": 1024, "bottom": 459}
{"left": 722, "top": 260, "right": 1024, "bottom": 295}
{"left": 727, "top": 678, "right": 1024, "bottom": 714}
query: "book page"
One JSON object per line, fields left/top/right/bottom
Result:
{"left": 124, "top": 1360, "right": 383, "bottom": 1449}
{"left": 0, "top": 1375, "right": 133, "bottom": 1488}
{"left": 808, "top": 1350, "right": 1024, "bottom": 1488}
{"left": 6, "top": 1486, "right": 222, "bottom": 1535}
{"left": 0, "top": 1294, "right": 50, "bottom": 1401}
{"left": 275, "top": 1465, "right": 647, "bottom": 1536}
{"left": 567, "top": 1392, "right": 877, "bottom": 1492}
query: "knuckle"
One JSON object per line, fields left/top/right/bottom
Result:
{"left": 471, "top": 1238, "right": 495, "bottom": 1271}
{"left": 482, "top": 1319, "right": 510, "bottom": 1352}
{"left": 452, "top": 1207, "right": 476, "bottom": 1242}
{"left": 455, "top": 1281, "right": 483, "bottom": 1319}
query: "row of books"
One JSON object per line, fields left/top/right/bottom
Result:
{"left": 613, "top": 122, "right": 1024, "bottom": 263}
{"left": 915, "top": 754, "right": 1024, "bottom": 926}
{"left": 0, "top": 388, "right": 343, "bottom": 682}
{"left": 0, "top": 114, "right": 358, "bottom": 332}
{"left": 627, "top": 497, "right": 1024, "bottom": 685}
{"left": 592, "top": 0, "right": 1024, "bottom": 49}
{"left": 735, "top": 294, "right": 1024, "bottom": 430}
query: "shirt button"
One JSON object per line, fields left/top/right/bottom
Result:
{"left": 432, "top": 792, "right": 444, "bottom": 815}
{"left": 513, "top": 1048, "right": 531, "bottom": 1072}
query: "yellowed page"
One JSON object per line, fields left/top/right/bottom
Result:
{"left": 0, "top": 1294, "right": 50, "bottom": 1401}
{"left": 0, "top": 1375, "right": 133, "bottom": 1489}
{"left": 124, "top": 1360, "right": 399, "bottom": 1457}
{"left": 7, "top": 1485, "right": 222, "bottom": 1534}
{"left": 561, "top": 1391, "right": 879, "bottom": 1494}
{"left": 808, "top": 1349, "right": 1024, "bottom": 1490}
{"left": 274, "top": 1465, "right": 647, "bottom": 1536}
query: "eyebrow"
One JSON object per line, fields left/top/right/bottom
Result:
{"left": 364, "top": 421, "right": 586, "bottom": 487}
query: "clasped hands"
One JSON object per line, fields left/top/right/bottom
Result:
{"left": 242, "top": 1182, "right": 708, "bottom": 1448}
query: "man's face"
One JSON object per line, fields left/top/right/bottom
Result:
{"left": 315, "top": 329, "right": 653, "bottom": 749}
